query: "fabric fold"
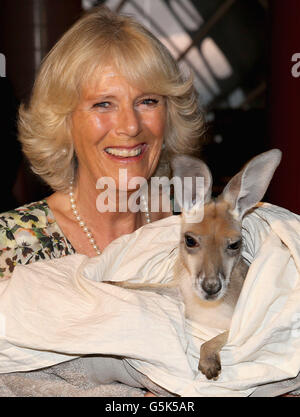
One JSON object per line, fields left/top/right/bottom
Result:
{"left": 0, "top": 204, "right": 299, "bottom": 396}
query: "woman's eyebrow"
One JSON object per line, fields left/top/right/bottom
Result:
{"left": 85, "top": 93, "right": 116, "bottom": 101}
{"left": 85, "top": 92, "right": 158, "bottom": 101}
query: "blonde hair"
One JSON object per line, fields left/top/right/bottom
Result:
{"left": 18, "top": 5, "right": 205, "bottom": 191}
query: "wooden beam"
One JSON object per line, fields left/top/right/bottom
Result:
{"left": 240, "top": 81, "right": 266, "bottom": 110}
{"left": 114, "top": 0, "right": 128, "bottom": 14}
{"left": 177, "top": 0, "right": 237, "bottom": 62}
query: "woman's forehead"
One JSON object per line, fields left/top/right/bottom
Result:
{"left": 80, "top": 66, "right": 154, "bottom": 98}
{"left": 85, "top": 66, "right": 121, "bottom": 87}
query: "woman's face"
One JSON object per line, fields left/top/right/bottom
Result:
{"left": 71, "top": 67, "right": 166, "bottom": 191}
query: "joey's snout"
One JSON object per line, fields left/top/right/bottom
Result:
{"left": 201, "top": 277, "right": 221, "bottom": 296}
{"left": 197, "top": 272, "right": 225, "bottom": 299}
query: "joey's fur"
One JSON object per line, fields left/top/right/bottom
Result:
{"left": 106, "top": 149, "right": 282, "bottom": 380}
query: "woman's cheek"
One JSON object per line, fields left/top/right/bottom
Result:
{"left": 144, "top": 111, "right": 166, "bottom": 138}
{"left": 93, "top": 113, "right": 117, "bottom": 139}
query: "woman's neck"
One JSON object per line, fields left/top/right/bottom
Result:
{"left": 75, "top": 173, "right": 144, "bottom": 234}
{"left": 46, "top": 176, "right": 146, "bottom": 257}
{"left": 76, "top": 184, "right": 146, "bottom": 253}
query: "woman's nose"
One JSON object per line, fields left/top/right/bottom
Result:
{"left": 115, "top": 107, "right": 142, "bottom": 137}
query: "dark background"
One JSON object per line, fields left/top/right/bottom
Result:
{"left": 0, "top": 0, "right": 299, "bottom": 213}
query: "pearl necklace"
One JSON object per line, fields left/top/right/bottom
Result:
{"left": 69, "top": 180, "right": 150, "bottom": 256}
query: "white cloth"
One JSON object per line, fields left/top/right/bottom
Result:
{"left": 0, "top": 203, "right": 300, "bottom": 397}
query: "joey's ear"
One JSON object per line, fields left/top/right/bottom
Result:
{"left": 221, "top": 149, "right": 282, "bottom": 220}
{"left": 170, "top": 155, "right": 212, "bottom": 216}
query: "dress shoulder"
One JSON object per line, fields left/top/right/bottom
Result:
{"left": 0, "top": 200, "right": 75, "bottom": 279}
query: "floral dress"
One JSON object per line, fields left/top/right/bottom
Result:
{"left": 0, "top": 200, "right": 75, "bottom": 280}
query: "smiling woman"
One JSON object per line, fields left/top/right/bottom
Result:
{"left": 0, "top": 4, "right": 205, "bottom": 269}
{"left": 19, "top": 6, "right": 204, "bottom": 193}
{"left": 5, "top": 5, "right": 204, "bottom": 260}
{"left": 0, "top": 5, "right": 205, "bottom": 396}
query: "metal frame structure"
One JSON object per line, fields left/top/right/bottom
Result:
{"left": 110, "top": 0, "right": 268, "bottom": 110}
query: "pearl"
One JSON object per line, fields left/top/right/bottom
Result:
{"left": 140, "top": 194, "right": 151, "bottom": 224}
{"left": 69, "top": 180, "right": 102, "bottom": 256}
{"left": 69, "top": 180, "right": 151, "bottom": 256}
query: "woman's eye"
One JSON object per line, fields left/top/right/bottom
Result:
{"left": 185, "top": 234, "right": 198, "bottom": 248}
{"left": 93, "top": 102, "right": 111, "bottom": 109}
{"left": 227, "top": 240, "right": 242, "bottom": 251}
{"left": 140, "top": 98, "right": 159, "bottom": 106}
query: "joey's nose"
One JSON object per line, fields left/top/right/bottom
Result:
{"left": 201, "top": 278, "right": 222, "bottom": 296}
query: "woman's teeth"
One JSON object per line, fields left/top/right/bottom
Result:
{"left": 105, "top": 146, "right": 143, "bottom": 157}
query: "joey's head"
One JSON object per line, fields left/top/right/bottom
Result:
{"left": 180, "top": 200, "right": 243, "bottom": 301}
{"left": 171, "top": 149, "right": 282, "bottom": 301}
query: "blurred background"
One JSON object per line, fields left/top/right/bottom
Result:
{"left": 0, "top": 0, "right": 299, "bottom": 213}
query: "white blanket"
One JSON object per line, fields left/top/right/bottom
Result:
{"left": 0, "top": 203, "right": 300, "bottom": 397}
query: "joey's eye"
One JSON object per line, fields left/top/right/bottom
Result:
{"left": 227, "top": 239, "right": 242, "bottom": 251}
{"left": 184, "top": 234, "right": 199, "bottom": 248}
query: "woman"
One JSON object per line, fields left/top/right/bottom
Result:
{"left": 0, "top": 6, "right": 299, "bottom": 399}
{"left": 0, "top": 5, "right": 205, "bottom": 397}
{"left": 0, "top": 6, "right": 204, "bottom": 279}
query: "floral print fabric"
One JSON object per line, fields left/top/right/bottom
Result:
{"left": 0, "top": 200, "right": 75, "bottom": 279}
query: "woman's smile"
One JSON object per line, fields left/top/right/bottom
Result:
{"left": 104, "top": 143, "right": 148, "bottom": 162}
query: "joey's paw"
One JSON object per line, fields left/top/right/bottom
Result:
{"left": 198, "top": 353, "right": 221, "bottom": 380}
